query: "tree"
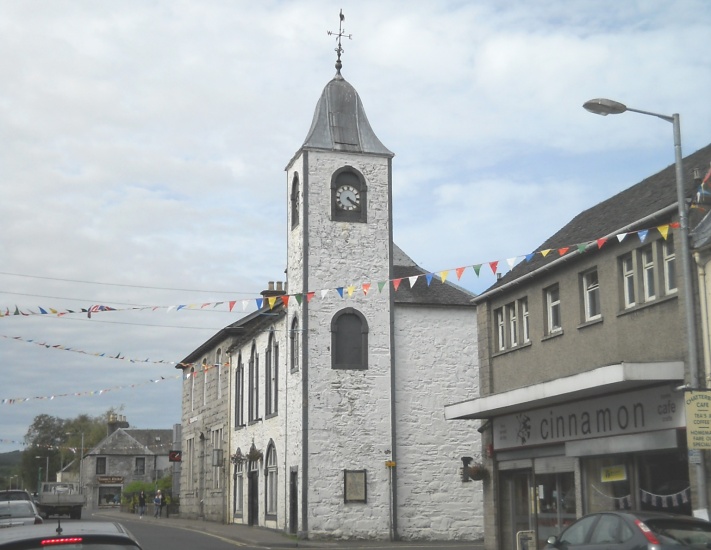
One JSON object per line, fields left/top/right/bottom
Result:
{"left": 20, "top": 407, "right": 124, "bottom": 491}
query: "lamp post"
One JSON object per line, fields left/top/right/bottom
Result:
{"left": 35, "top": 455, "right": 49, "bottom": 492}
{"left": 583, "top": 98, "right": 707, "bottom": 513}
{"left": 66, "top": 432, "right": 85, "bottom": 494}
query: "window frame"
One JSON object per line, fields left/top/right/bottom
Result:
{"left": 135, "top": 457, "right": 145, "bottom": 476}
{"left": 520, "top": 298, "right": 530, "bottom": 343}
{"left": 290, "top": 317, "right": 300, "bottom": 372}
{"left": 96, "top": 456, "right": 107, "bottom": 475}
{"left": 641, "top": 244, "right": 656, "bottom": 301}
{"left": 216, "top": 348, "right": 222, "bottom": 400}
{"left": 290, "top": 173, "right": 300, "bottom": 229}
{"left": 621, "top": 253, "right": 636, "bottom": 309}
{"left": 663, "top": 235, "right": 677, "bottom": 294}
{"left": 494, "top": 307, "right": 505, "bottom": 351}
{"left": 506, "top": 302, "right": 518, "bottom": 347}
{"left": 234, "top": 354, "right": 244, "bottom": 428}
{"left": 582, "top": 268, "right": 601, "bottom": 322}
{"left": 248, "top": 343, "right": 259, "bottom": 422}
{"left": 331, "top": 308, "right": 369, "bottom": 370}
{"left": 265, "top": 444, "right": 278, "bottom": 518}
{"left": 545, "top": 284, "right": 562, "bottom": 335}
{"left": 265, "top": 332, "right": 278, "bottom": 417}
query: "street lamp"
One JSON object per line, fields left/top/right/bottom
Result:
{"left": 66, "top": 432, "right": 85, "bottom": 494}
{"left": 583, "top": 97, "right": 707, "bottom": 514}
{"left": 35, "top": 455, "right": 49, "bottom": 491}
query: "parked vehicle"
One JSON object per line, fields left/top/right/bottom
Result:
{"left": 0, "top": 500, "right": 43, "bottom": 528}
{"left": 0, "top": 521, "right": 142, "bottom": 549}
{"left": 35, "top": 482, "right": 85, "bottom": 520}
{"left": 545, "top": 510, "right": 711, "bottom": 549}
{"left": 0, "top": 490, "right": 33, "bottom": 502}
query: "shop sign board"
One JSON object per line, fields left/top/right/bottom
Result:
{"left": 493, "top": 384, "right": 684, "bottom": 450}
{"left": 684, "top": 390, "right": 711, "bottom": 449}
{"left": 601, "top": 465, "right": 627, "bottom": 482}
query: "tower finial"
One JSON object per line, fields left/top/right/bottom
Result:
{"left": 327, "top": 9, "right": 352, "bottom": 76}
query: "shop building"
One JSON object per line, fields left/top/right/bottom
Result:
{"left": 446, "top": 143, "right": 711, "bottom": 550}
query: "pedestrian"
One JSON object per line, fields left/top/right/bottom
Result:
{"left": 153, "top": 490, "right": 162, "bottom": 518}
{"left": 138, "top": 491, "right": 146, "bottom": 519}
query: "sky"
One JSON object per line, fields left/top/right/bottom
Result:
{"left": 2, "top": 0, "right": 711, "bottom": 453}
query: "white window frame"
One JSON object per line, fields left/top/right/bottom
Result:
{"left": 234, "top": 460, "right": 243, "bottom": 515}
{"left": 545, "top": 284, "right": 562, "bottom": 334}
{"left": 265, "top": 446, "right": 278, "bottom": 516}
{"left": 663, "top": 236, "right": 677, "bottom": 294}
{"left": 249, "top": 344, "right": 259, "bottom": 422}
{"left": 216, "top": 348, "right": 222, "bottom": 399}
{"left": 211, "top": 428, "right": 223, "bottom": 489}
{"left": 520, "top": 298, "right": 530, "bottom": 343}
{"left": 641, "top": 245, "right": 656, "bottom": 301}
{"left": 495, "top": 308, "right": 505, "bottom": 351}
{"left": 583, "top": 269, "right": 601, "bottom": 321}
{"left": 621, "top": 253, "right": 636, "bottom": 309}
{"left": 507, "top": 303, "right": 518, "bottom": 347}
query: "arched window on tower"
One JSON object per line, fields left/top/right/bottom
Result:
{"left": 331, "top": 166, "right": 367, "bottom": 223}
{"left": 331, "top": 308, "right": 369, "bottom": 370}
{"left": 290, "top": 173, "right": 300, "bottom": 229}
{"left": 290, "top": 317, "right": 299, "bottom": 372}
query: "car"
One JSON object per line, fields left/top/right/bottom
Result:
{"left": 0, "top": 500, "right": 43, "bottom": 528}
{"left": 545, "top": 510, "right": 711, "bottom": 549}
{"left": 0, "top": 521, "right": 142, "bottom": 549}
{"left": 0, "top": 490, "right": 33, "bottom": 503}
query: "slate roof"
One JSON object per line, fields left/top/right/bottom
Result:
{"left": 392, "top": 244, "right": 477, "bottom": 307}
{"left": 478, "top": 142, "right": 711, "bottom": 301}
{"left": 300, "top": 71, "right": 393, "bottom": 158}
{"left": 89, "top": 428, "right": 173, "bottom": 455}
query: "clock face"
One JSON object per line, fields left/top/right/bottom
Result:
{"left": 336, "top": 184, "right": 361, "bottom": 210}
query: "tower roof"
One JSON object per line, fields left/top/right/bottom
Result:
{"left": 300, "top": 73, "right": 393, "bottom": 157}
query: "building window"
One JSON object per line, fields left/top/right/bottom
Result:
{"left": 663, "top": 236, "right": 677, "bottom": 294}
{"left": 189, "top": 367, "right": 195, "bottom": 411}
{"left": 545, "top": 284, "right": 562, "bottom": 334}
{"left": 249, "top": 343, "right": 259, "bottom": 422}
{"left": 211, "top": 428, "right": 223, "bottom": 490}
{"left": 265, "top": 332, "right": 278, "bottom": 417}
{"left": 96, "top": 457, "right": 107, "bottom": 475}
{"left": 290, "top": 317, "right": 299, "bottom": 372}
{"left": 331, "top": 167, "right": 367, "bottom": 223}
{"left": 186, "top": 437, "right": 194, "bottom": 490}
{"left": 507, "top": 303, "right": 518, "bottom": 347}
{"left": 641, "top": 245, "right": 656, "bottom": 301}
{"left": 235, "top": 354, "right": 244, "bottom": 428}
{"left": 135, "top": 457, "right": 145, "bottom": 476}
{"left": 202, "top": 358, "right": 208, "bottom": 406}
{"left": 331, "top": 308, "right": 368, "bottom": 370}
{"left": 494, "top": 308, "right": 505, "bottom": 351}
{"left": 520, "top": 298, "right": 530, "bottom": 343}
{"left": 582, "top": 269, "right": 601, "bottom": 321}
{"left": 291, "top": 173, "right": 299, "bottom": 229}
{"left": 265, "top": 444, "right": 278, "bottom": 517}
{"left": 216, "top": 348, "right": 222, "bottom": 399}
{"left": 620, "top": 253, "right": 636, "bottom": 308}
{"left": 233, "top": 454, "right": 243, "bottom": 516}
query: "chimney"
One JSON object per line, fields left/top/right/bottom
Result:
{"left": 108, "top": 414, "right": 130, "bottom": 435}
{"left": 261, "top": 281, "right": 287, "bottom": 298}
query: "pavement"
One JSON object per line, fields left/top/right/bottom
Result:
{"left": 92, "top": 508, "right": 484, "bottom": 548}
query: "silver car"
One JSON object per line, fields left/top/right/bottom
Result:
{"left": 0, "top": 500, "right": 43, "bottom": 528}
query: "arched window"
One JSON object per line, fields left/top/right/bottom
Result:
{"left": 216, "top": 348, "right": 222, "bottom": 399}
{"left": 248, "top": 343, "right": 259, "bottom": 422}
{"left": 189, "top": 367, "right": 196, "bottom": 411}
{"left": 290, "top": 317, "right": 299, "bottom": 372}
{"left": 234, "top": 353, "right": 244, "bottom": 428}
{"left": 265, "top": 442, "right": 278, "bottom": 518}
{"left": 202, "top": 358, "right": 208, "bottom": 405}
{"left": 265, "top": 331, "right": 278, "bottom": 417}
{"left": 331, "top": 308, "right": 369, "bottom": 370}
{"left": 233, "top": 450, "right": 244, "bottom": 517}
{"left": 331, "top": 166, "right": 367, "bottom": 223}
{"left": 290, "top": 173, "right": 300, "bottom": 229}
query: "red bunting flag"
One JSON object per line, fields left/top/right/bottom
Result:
{"left": 455, "top": 267, "right": 466, "bottom": 280}
{"left": 392, "top": 278, "right": 402, "bottom": 291}
{"left": 488, "top": 261, "right": 498, "bottom": 275}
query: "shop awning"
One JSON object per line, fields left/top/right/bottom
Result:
{"left": 444, "top": 361, "right": 685, "bottom": 420}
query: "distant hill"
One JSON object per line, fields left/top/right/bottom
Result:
{"left": 0, "top": 450, "right": 22, "bottom": 468}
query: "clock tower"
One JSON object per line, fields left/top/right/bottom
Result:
{"left": 285, "top": 48, "right": 396, "bottom": 534}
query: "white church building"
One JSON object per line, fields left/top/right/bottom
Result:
{"left": 176, "top": 51, "right": 483, "bottom": 541}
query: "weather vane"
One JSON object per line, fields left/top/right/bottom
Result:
{"left": 327, "top": 9, "right": 351, "bottom": 74}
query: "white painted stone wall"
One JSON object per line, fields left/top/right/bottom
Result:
{"left": 394, "top": 304, "right": 483, "bottom": 540}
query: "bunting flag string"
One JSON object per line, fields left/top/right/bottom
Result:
{"left": 0, "top": 220, "right": 681, "bottom": 320}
